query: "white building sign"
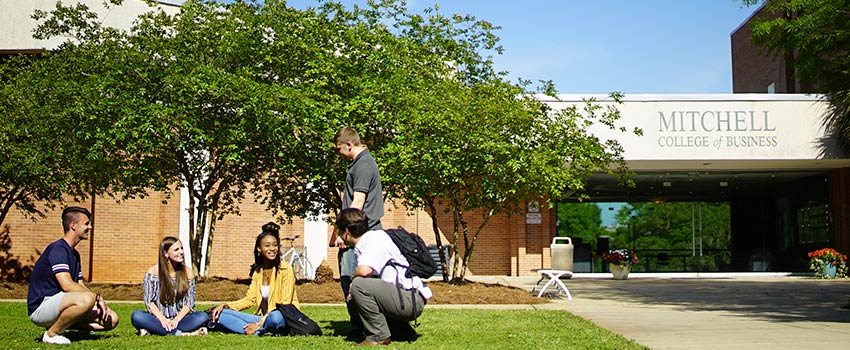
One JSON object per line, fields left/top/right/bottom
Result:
{"left": 544, "top": 94, "right": 836, "bottom": 162}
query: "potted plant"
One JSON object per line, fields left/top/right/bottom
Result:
{"left": 602, "top": 248, "right": 638, "bottom": 280}
{"left": 807, "top": 248, "right": 847, "bottom": 278}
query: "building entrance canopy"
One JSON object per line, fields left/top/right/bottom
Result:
{"left": 544, "top": 94, "right": 850, "bottom": 202}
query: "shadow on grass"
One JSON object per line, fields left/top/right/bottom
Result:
{"left": 327, "top": 320, "right": 351, "bottom": 337}
{"left": 66, "top": 329, "right": 121, "bottom": 342}
{"left": 327, "top": 320, "right": 421, "bottom": 342}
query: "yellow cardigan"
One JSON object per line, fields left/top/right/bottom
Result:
{"left": 226, "top": 261, "right": 300, "bottom": 324}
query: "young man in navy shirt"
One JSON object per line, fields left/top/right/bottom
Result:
{"left": 27, "top": 206, "right": 119, "bottom": 345}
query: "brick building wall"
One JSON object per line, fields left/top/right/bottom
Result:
{"left": 730, "top": 9, "right": 792, "bottom": 93}
{"left": 430, "top": 208, "right": 512, "bottom": 276}
{"left": 91, "top": 192, "right": 181, "bottom": 282}
{"left": 1, "top": 192, "right": 180, "bottom": 283}
{"left": 204, "top": 197, "right": 459, "bottom": 281}
{"left": 510, "top": 199, "right": 556, "bottom": 276}
{"left": 2, "top": 192, "right": 555, "bottom": 283}
{"left": 731, "top": 6, "right": 816, "bottom": 94}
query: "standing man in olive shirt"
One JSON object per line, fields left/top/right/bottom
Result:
{"left": 330, "top": 126, "right": 384, "bottom": 341}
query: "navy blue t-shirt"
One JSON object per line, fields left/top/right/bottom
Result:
{"left": 27, "top": 239, "right": 83, "bottom": 315}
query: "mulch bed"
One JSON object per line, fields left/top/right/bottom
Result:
{"left": 0, "top": 278, "right": 546, "bottom": 305}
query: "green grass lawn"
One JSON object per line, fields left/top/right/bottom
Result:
{"left": 1, "top": 302, "right": 646, "bottom": 349}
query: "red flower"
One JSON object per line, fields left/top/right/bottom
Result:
{"left": 808, "top": 248, "right": 846, "bottom": 262}
{"left": 602, "top": 249, "right": 638, "bottom": 266}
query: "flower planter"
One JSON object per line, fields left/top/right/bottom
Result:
{"left": 824, "top": 264, "right": 837, "bottom": 278}
{"left": 610, "top": 264, "right": 630, "bottom": 280}
{"left": 808, "top": 248, "right": 847, "bottom": 278}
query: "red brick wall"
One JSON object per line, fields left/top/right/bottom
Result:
{"left": 89, "top": 193, "right": 180, "bottom": 282}
{"left": 731, "top": 7, "right": 815, "bottom": 93}
{"left": 1, "top": 192, "right": 178, "bottom": 283}
{"left": 510, "top": 199, "right": 556, "bottom": 276}
{"left": 2, "top": 192, "right": 554, "bottom": 282}
{"left": 428, "top": 198, "right": 555, "bottom": 277}
{"left": 731, "top": 10, "right": 790, "bottom": 93}
{"left": 315, "top": 201, "right": 449, "bottom": 280}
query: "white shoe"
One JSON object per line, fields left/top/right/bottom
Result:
{"left": 180, "top": 327, "right": 208, "bottom": 337}
{"left": 139, "top": 329, "right": 149, "bottom": 336}
{"left": 42, "top": 331, "right": 71, "bottom": 345}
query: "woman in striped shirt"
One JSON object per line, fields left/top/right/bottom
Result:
{"left": 131, "top": 236, "right": 209, "bottom": 336}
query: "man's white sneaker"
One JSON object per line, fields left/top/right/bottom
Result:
{"left": 42, "top": 331, "right": 71, "bottom": 345}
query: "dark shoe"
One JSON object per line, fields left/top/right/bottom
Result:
{"left": 356, "top": 338, "right": 391, "bottom": 347}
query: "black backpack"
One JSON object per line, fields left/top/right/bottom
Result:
{"left": 276, "top": 304, "right": 322, "bottom": 336}
{"left": 385, "top": 227, "right": 438, "bottom": 279}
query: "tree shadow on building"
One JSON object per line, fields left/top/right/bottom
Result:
{"left": 0, "top": 225, "right": 33, "bottom": 282}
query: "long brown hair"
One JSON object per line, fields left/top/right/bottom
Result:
{"left": 158, "top": 236, "right": 189, "bottom": 305}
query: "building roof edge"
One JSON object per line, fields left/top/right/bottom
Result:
{"left": 537, "top": 93, "right": 825, "bottom": 103}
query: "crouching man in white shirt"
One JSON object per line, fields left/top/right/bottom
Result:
{"left": 335, "top": 208, "right": 432, "bottom": 346}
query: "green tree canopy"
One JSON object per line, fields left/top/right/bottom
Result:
{"left": 0, "top": 46, "right": 151, "bottom": 228}
{"left": 743, "top": 0, "right": 850, "bottom": 150}
{"left": 31, "top": 0, "right": 316, "bottom": 274}
{"left": 613, "top": 202, "right": 730, "bottom": 251}
{"left": 24, "top": 0, "right": 637, "bottom": 281}
{"left": 557, "top": 203, "right": 604, "bottom": 245}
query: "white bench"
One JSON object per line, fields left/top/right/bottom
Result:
{"left": 531, "top": 269, "right": 573, "bottom": 300}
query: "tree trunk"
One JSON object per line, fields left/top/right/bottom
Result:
{"left": 457, "top": 208, "right": 471, "bottom": 281}
{"left": 449, "top": 201, "right": 462, "bottom": 282}
{"left": 427, "top": 198, "right": 450, "bottom": 282}
{"left": 462, "top": 209, "right": 494, "bottom": 279}
{"left": 448, "top": 201, "right": 495, "bottom": 283}
{"left": 187, "top": 191, "right": 200, "bottom": 275}
{"left": 0, "top": 186, "right": 23, "bottom": 229}
{"left": 192, "top": 197, "right": 209, "bottom": 276}
{"left": 204, "top": 210, "right": 216, "bottom": 276}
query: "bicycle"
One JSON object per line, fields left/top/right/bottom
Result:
{"left": 280, "top": 235, "right": 313, "bottom": 281}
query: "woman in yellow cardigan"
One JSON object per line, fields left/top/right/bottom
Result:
{"left": 209, "top": 222, "right": 300, "bottom": 335}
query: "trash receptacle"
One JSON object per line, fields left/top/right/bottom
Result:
{"left": 550, "top": 237, "right": 574, "bottom": 272}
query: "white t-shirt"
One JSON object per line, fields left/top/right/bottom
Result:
{"left": 354, "top": 230, "right": 433, "bottom": 299}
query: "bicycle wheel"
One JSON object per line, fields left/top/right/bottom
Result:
{"left": 299, "top": 255, "right": 314, "bottom": 280}
{"left": 290, "top": 254, "right": 305, "bottom": 280}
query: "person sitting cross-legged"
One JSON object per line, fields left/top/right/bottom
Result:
{"left": 209, "top": 222, "right": 300, "bottom": 335}
{"left": 131, "top": 236, "right": 209, "bottom": 336}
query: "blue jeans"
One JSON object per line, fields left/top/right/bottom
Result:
{"left": 216, "top": 308, "right": 285, "bottom": 335}
{"left": 131, "top": 310, "right": 210, "bottom": 336}
{"left": 339, "top": 248, "right": 363, "bottom": 335}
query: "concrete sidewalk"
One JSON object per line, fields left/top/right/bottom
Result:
{"left": 466, "top": 274, "right": 850, "bottom": 350}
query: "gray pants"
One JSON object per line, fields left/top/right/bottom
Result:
{"left": 350, "top": 277, "right": 425, "bottom": 342}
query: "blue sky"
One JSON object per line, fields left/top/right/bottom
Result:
{"left": 179, "top": 1, "right": 758, "bottom": 93}
{"left": 283, "top": 1, "right": 757, "bottom": 94}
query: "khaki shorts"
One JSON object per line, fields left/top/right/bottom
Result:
{"left": 29, "top": 292, "right": 66, "bottom": 327}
